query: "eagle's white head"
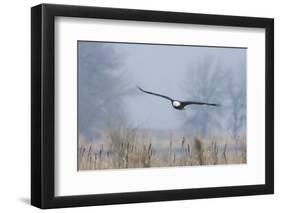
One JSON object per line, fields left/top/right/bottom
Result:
{"left": 172, "top": 100, "right": 181, "bottom": 107}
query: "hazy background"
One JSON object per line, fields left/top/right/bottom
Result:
{"left": 78, "top": 41, "right": 246, "bottom": 141}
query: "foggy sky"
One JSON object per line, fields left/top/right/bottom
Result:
{"left": 79, "top": 41, "right": 246, "bottom": 133}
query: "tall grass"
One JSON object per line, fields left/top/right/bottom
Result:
{"left": 78, "top": 128, "right": 246, "bottom": 170}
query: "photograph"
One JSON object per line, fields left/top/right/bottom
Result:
{"left": 77, "top": 41, "right": 247, "bottom": 170}
{"left": 30, "top": 3, "right": 274, "bottom": 209}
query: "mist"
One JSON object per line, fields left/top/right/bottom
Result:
{"left": 78, "top": 41, "right": 246, "bottom": 140}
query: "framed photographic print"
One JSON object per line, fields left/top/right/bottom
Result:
{"left": 31, "top": 3, "right": 274, "bottom": 209}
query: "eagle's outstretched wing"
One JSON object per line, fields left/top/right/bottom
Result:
{"left": 181, "top": 101, "right": 219, "bottom": 107}
{"left": 137, "top": 86, "right": 172, "bottom": 101}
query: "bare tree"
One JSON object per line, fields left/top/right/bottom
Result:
{"left": 78, "top": 42, "right": 131, "bottom": 140}
{"left": 181, "top": 56, "right": 227, "bottom": 137}
{"left": 226, "top": 62, "right": 246, "bottom": 140}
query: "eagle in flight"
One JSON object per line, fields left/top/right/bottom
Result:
{"left": 137, "top": 86, "right": 219, "bottom": 110}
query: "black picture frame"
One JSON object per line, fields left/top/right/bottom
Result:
{"left": 31, "top": 3, "right": 274, "bottom": 209}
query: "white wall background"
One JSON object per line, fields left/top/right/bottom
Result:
{"left": 0, "top": 0, "right": 278, "bottom": 212}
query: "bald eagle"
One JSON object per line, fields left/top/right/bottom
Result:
{"left": 137, "top": 86, "right": 219, "bottom": 110}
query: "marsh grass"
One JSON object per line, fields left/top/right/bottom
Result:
{"left": 78, "top": 128, "right": 246, "bottom": 170}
